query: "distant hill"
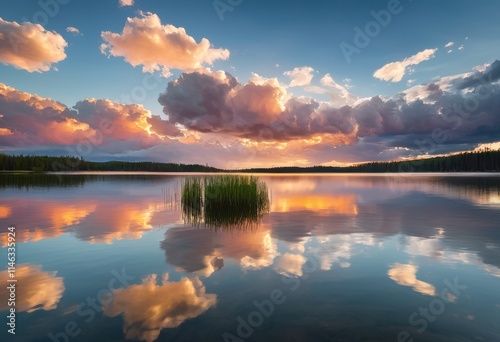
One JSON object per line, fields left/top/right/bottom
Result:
{"left": 1, "top": 149, "right": 499, "bottom": 173}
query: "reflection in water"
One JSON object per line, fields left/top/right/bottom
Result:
{"left": 102, "top": 273, "right": 216, "bottom": 342}
{"left": 271, "top": 194, "right": 358, "bottom": 215}
{"left": 162, "top": 225, "right": 278, "bottom": 276}
{"left": 404, "top": 235, "right": 500, "bottom": 278}
{"left": 0, "top": 198, "right": 176, "bottom": 246}
{"left": 0, "top": 264, "right": 64, "bottom": 313}
{"left": 0, "top": 205, "right": 11, "bottom": 218}
{"left": 273, "top": 253, "right": 307, "bottom": 277}
{"left": 388, "top": 263, "right": 436, "bottom": 296}
{"left": 181, "top": 175, "right": 270, "bottom": 230}
{"left": 2, "top": 174, "right": 500, "bottom": 341}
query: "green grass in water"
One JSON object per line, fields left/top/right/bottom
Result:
{"left": 181, "top": 175, "right": 270, "bottom": 230}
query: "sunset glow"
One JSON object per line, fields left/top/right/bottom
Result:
{"left": 1, "top": 1, "right": 499, "bottom": 167}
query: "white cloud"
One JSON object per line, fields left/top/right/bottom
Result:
{"left": 448, "top": 49, "right": 453, "bottom": 54}
{"left": 373, "top": 48, "right": 438, "bottom": 82}
{"left": 445, "top": 42, "right": 454, "bottom": 48}
{"left": 66, "top": 26, "right": 81, "bottom": 36}
{"left": 0, "top": 18, "right": 67, "bottom": 72}
{"left": 101, "top": 12, "right": 230, "bottom": 77}
{"left": 284, "top": 66, "right": 315, "bottom": 87}
{"left": 312, "top": 73, "right": 358, "bottom": 106}
{"left": 458, "top": 45, "right": 464, "bottom": 50}
{"left": 473, "top": 63, "right": 490, "bottom": 72}
{"left": 273, "top": 253, "right": 306, "bottom": 277}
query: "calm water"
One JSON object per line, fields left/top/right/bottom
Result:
{"left": 1, "top": 173, "right": 500, "bottom": 342}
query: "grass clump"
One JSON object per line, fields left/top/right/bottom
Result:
{"left": 181, "top": 175, "right": 270, "bottom": 230}
{"left": 181, "top": 178, "right": 204, "bottom": 226}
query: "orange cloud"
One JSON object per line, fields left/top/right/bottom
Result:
{"left": 271, "top": 194, "right": 358, "bottom": 215}
{"left": 119, "top": 0, "right": 134, "bottom": 6}
{"left": 100, "top": 12, "right": 229, "bottom": 77}
{"left": 0, "top": 18, "right": 67, "bottom": 72}
{"left": 0, "top": 200, "right": 96, "bottom": 246}
{"left": 0, "top": 197, "right": 175, "bottom": 246}
{"left": 0, "top": 83, "right": 180, "bottom": 149}
{"left": 103, "top": 273, "right": 216, "bottom": 342}
{"left": 0, "top": 264, "right": 64, "bottom": 313}
{"left": 73, "top": 202, "right": 161, "bottom": 244}
{"left": 74, "top": 99, "right": 180, "bottom": 146}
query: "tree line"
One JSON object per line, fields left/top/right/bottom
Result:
{"left": 239, "top": 149, "right": 500, "bottom": 173}
{"left": 0, "top": 154, "right": 220, "bottom": 173}
{"left": 0, "top": 149, "right": 499, "bottom": 173}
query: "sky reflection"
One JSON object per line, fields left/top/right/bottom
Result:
{"left": 1, "top": 174, "right": 499, "bottom": 341}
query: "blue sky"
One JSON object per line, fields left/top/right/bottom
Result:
{"left": 0, "top": 0, "right": 499, "bottom": 167}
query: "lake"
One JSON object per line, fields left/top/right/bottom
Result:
{"left": 1, "top": 173, "right": 500, "bottom": 342}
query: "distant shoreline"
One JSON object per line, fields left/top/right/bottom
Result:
{"left": 1, "top": 150, "right": 499, "bottom": 174}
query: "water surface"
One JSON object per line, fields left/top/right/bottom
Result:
{"left": 1, "top": 173, "right": 499, "bottom": 342}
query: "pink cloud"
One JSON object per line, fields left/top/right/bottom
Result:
{"left": 0, "top": 18, "right": 67, "bottom": 72}
{"left": 159, "top": 70, "right": 357, "bottom": 142}
{"left": 0, "top": 83, "right": 95, "bottom": 146}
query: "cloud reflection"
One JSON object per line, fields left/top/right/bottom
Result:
{"left": 162, "top": 225, "right": 278, "bottom": 276}
{"left": 0, "top": 264, "right": 64, "bottom": 313}
{"left": 273, "top": 253, "right": 306, "bottom": 277}
{"left": 102, "top": 273, "right": 216, "bottom": 342}
{"left": 388, "top": 263, "right": 436, "bottom": 296}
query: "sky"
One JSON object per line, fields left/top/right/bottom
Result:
{"left": 0, "top": 0, "right": 499, "bottom": 168}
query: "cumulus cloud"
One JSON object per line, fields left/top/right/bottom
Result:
{"left": 445, "top": 42, "right": 454, "bottom": 48}
{"left": 316, "top": 73, "right": 358, "bottom": 106}
{"left": 159, "top": 70, "right": 357, "bottom": 142}
{"left": 0, "top": 83, "right": 95, "bottom": 146}
{"left": 66, "top": 26, "right": 82, "bottom": 36}
{"left": 3, "top": 60, "right": 500, "bottom": 168}
{"left": 103, "top": 273, "right": 216, "bottom": 342}
{"left": 119, "top": 0, "right": 134, "bottom": 6}
{"left": 0, "top": 264, "right": 64, "bottom": 312}
{"left": 100, "top": 12, "right": 230, "bottom": 77}
{"left": 284, "top": 66, "right": 315, "bottom": 87}
{"left": 0, "top": 18, "right": 67, "bottom": 72}
{"left": 0, "top": 83, "right": 183, "bottom": 150}
{"left": 373, "top": 48, "right": 438, "bottom": 82}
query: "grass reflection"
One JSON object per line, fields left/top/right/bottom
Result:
{"left": 181, "top": 175, "right": 270, "bottom": 230}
